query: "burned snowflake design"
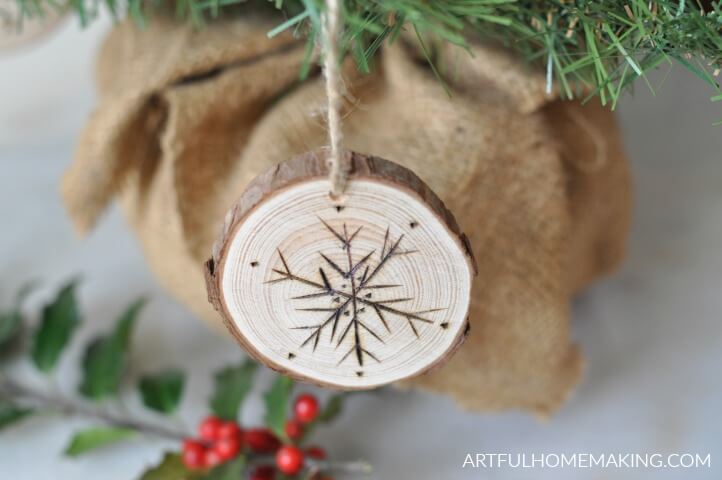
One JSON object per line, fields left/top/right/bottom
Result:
{"left": 266, "top": 218, "right": 445, "bottom": 368}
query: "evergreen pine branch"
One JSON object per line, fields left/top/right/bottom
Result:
{"left": 7, "top": 0, "right": 722, "bottom": 109}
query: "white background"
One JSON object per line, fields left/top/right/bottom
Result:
{"left": 1, "top": 14, "right": 721, "bottom": 480}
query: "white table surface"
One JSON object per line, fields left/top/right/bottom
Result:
{"left": 1, "top": 16, "right": 721, "bottom": 480}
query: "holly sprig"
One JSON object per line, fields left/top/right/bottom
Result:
{"left": 0, "top": 280, "right": 370, "bottom": 479}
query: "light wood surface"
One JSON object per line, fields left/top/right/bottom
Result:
{"left": 206, "top": 150, "right": 476, "bottom": 389}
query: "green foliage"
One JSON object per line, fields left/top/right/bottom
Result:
{"left": 9, "top": 1, "right": 722, "bottom": 110}
{"left": 0, "top": 281, "right": 36, "bottom": 352}
{"left": 0, "top": 276, "right": 348, "bottom": 476}
{"left": 263, "top": 375, "right": 293, "bottom": 438}
{"left": 64, "top": 426, "right": 136, "bottom": 456}
{"left": 32, "top": 280, "right": 81, "bottom": 373}
{"left": 0, "top": 400, "right": 33, "bottom": 429}
{"left": 138, "top": 449, "right": 247, "bottom": 480}
{"left": 318, "top": 393, "right": 343, "bottom": 423}
{"left": 199, "top": 456, "right": 246, "bottom": 480}
{"left": 79, "top": 298, "right": 145, "bottom": 400}
{"left": 139, "top": 369, "right": 185, "bottom": 414}
{"left": 300, "top": 393, "right": 344, "bottom": 440}
{"left": 209, "top": 360, "right": 257, "bottom": 421}
{"left": 0, "top": 310, "right": 23, "bottom": 352}
{"left": 139, "top": 453, "right": 196, "bottom": 480}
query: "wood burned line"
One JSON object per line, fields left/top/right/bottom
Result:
{"left": 266, "top": 218, "right": 446, "bottom": 367}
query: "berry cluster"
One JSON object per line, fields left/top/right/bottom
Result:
{"left": 181, "top": 417, "right": 246, "bottom": 469}
{"left": 181, "top": 393, "right": 329, "bottom": 479}
{"left": 283, "top": 393, "right": 319, "bottom": 441}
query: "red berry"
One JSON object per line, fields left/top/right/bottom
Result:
{"left": 198, "top": 416, "right": 223, "bottom": 441}
{"left": 275, "top": 445, "right": 305, "bottom": 475}
{"left": 182, "top": 438, "right": 204, "bottom": 453}
{"left": 293, "top": 394, "right": 319, "bottom": 424}
{"left": 246, "top": 428, "right": 281, "bottom": 453}
{"left": 306, "top": 446, "right": 327, "bottom": 460}
{"left": 284, "top": 419, "right": 304, "bottom": 440}
{"left": 213, "top": 435, "right": 241, "bottom": 460}
{"left": 249, "top": 465, "right": 276, "bottom": 480}
{"left": 181, "top": 439, "right": 205, "bottom": 469}
{"left": 218, "top": 421, "right": 243, "bottom": 441}
{"left": 204, "top": 448, "right": 223, "bottom": 468}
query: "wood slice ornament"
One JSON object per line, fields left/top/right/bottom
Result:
{"left": 205, "top": 150, "right": 476, "bottom": 389}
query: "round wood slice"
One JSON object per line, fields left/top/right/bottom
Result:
{"left": 206, "top": 149, "right": 476, "bottom": 389}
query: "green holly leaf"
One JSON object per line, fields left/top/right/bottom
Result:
{"left": 32, "top": 281, "right": 81, "bottom": 373}
{"left": 139, "top": 452, "right": 198, "bottom": 480}
{"left": 300, "top": 394, "right": 345, "bottom": 441}
{"left": 0, "top": 311, "right": 22, "bottom": 352}
{"left": 318, "top": 394, "right": 344, "bottom": 423}
{"left": 209, "top": 360, "right": 257, "bottom": 421}
{"left": 199, "top": 455, "right": 246, "bottom": 480}
{"left": 78, "top": 298, "right": 145, "bottom": 400}
{"left": 263, "top": 375, "right": 293, "bottom": 438}
{"left": 64, "top": 426, "right": 135, "bottom": 457}
{"left": 1, "top": 281, "right": 38, "bottom": 354}
{"left": 139, "top": 369, "right": 185, "bottom": 414}
{"left": 0, "top": 401, "right": 33, "bottom": 430}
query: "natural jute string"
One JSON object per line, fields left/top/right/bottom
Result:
{"left": 323, "top": 0, "right": 349, "bottom": 198}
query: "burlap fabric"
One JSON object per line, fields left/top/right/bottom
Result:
{"left": 62, "top": 16, "right": 631, "bottom": 415}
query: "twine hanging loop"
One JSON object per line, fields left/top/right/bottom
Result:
{"left": 322, "top": 0, "right": 349, "bottom": 198}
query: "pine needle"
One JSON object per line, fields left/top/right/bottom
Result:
{"left": 9, "top": 0, "right": 722, "bottom": 114}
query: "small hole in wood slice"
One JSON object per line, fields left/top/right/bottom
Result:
{"left": 287, "top": 352, "right": 296, "bottom": 360}
{"left": 356, "top": 371, "right": 364, "bottom": 377}
{"left": 335, "top": 205, "right": 345, "bottom": 213}
{"left": 250, "top": 261, "right": 259, "bottom": 267}
{"left": 440, "top": 322, "right": 449, "bottom": 329}
{"left": 409, "top": 221, "right": 419, "bottom": 229}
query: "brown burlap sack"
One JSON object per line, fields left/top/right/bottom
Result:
{"left": 62, "top": 15, "right": 631, "bottom": 415}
